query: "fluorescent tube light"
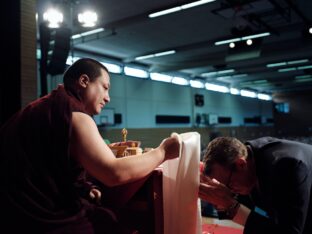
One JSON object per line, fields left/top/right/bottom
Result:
{"left": 201, "top": 71, "right": 217, "bottom": 77}
{"left": 298, "top": 65, "right": 312, "bottom": 70}
{"left": 155, "top": 50, "right": 176, "bottom": 57}
{"left": 278, "top": 67, "right": 297, "bottom": 72}
{"left": 215, "top": 38, "right": 241, "bottom": 46}
{"left": 80, "top": 28, "right": 104, "bottom": 36}
{"left": 150, "top": 73, "right": 172, "bottom": 83}
{"left": 181, "top": 0, "right": 216, "bottom": 9}
{"left": 295, "top": 75, "right": 311, "bottom": 79}
{"left": 205, "top": 83, "right": 229, "bottom": 93}
{"left": 190, "top": 80, "right": 204, "bottom": 88}
{"left": 295, "top": 78, "right": 312, "bottom": 83}
{"left": 266, "top": 62, "right": 287, "bottom": 68}
{"left": 267, "top": 59, "right": 309, "bottom": 68}
{"left": 202, "top": 69, "right": 235, "bottom": 77}
{"left": 215, "top": 32, "right": 270, "bottom": 46}
{"left": 149, "top": 0, "right": 216, "bottom": 18}
{"left": 218, "top": 69, "right": 235, "bottom": 74}
{"left": 217, "top": 76, "right": 232, "bottom": 80}
{"left": 241, "top": 32, "right": 270, "bottom": 40}
{"left": 172, "top": 77, "right": 189, "bottom": 85}
{"left": 257, "top": 93, "right": 272, "bottom": 101}
{"left": 135, "top": 50, "right": 176, "bottom": 60}
{"left": 254, "top": 79, "right": 267, "bottom": 84}
{"left": 230, "top": 88, "right": 240, "bottom": 95}
{"left": 135, "top": 54, "right": 155, "bottom": 60}
{"left": 287, "top": 59, "right": 309, "bottom": 65}
{"left": 72, "top": 28, "right": 104, "bottom": 39}
{"left": 240, "top": 90, "right": 257, "bottom": 98}
{"left": 232, "top": 74, "right": 247, "bottom": 78}
{"left": 149, "top": 7, "right": 181, "bottom": 18}
{"left": 101, "top": 62, "right": 122, "bottom": 74}
{"left": 124, "top": 66, "right": 148, "bottom": 78}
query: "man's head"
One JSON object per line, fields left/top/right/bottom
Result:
{"left": 203, "top": 137, "right": 256, "bottom": 195}
{"left": 63, "top": 58, "right": 110, "bottom": 115}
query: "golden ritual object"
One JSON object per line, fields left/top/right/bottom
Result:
{"left": 108, "top": 128, "right": 142, "bottom": 157}
{"left": 122, "top": 128, "right": 128, "bottom": 142}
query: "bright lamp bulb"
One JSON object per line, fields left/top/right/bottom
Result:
{"left": 43, "top": 8, "right": 63, "bottom": 28}
{"left": 78, "top": 11, "right": 98, "bottom": 27}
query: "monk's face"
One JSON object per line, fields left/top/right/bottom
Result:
{"left": 81, "top": 69, "right": 111, "bottom": 115}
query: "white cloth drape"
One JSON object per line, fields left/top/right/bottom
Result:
{"left": 162, "top": 132, "right": 202, "bottom": 234}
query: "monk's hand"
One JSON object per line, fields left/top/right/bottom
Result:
{"left": 160, "top": 136, "right": 180, "bottom": 161}
{"left": 199, "top": 174, "right": 236, "bottom": 210}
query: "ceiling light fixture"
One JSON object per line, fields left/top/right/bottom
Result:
{"left": 101, "top": 62, "right": 122, "bottom": 74}
{"left": 172, "top": 77, "right": 189, "bottom": 86}
{"left": 229, "top": 42, "right": 235, "bottom": 48}
{"left": 201, "top": 69, "right": 235, "bottom": 77}
{"left": 43, "top": 8, "right": 63, "bottom": 28}
{"left": 148, "top": 0, "right": 216, "bottom": 18}
{"left": 267, "top": 59, "right": 309, "bottom": 68}
{"left": 135, "top": 50, "right": 176, "bottom": 60}
{"left": 278, "top": 64, "right": 312, "bottom": 72}
{"left": 190, "top": 80, "right": 205, "bottom": 88}
{"left": 246, "top": 39, "right": 253, "bottom": 45}
{"left": 150, "top": 73, "right": 172, "bottom": 83}
{"left": 205, "top": 83, "right": 229, "bottom": 93}
{"left": 66, "top": 56, "right": 80, "bottom": 65}
{"left": 230, "top": 88, "right": 240, "bottom": 95}
{"left": 240, "top": 90, "right": 257, "bottom": 98}
{"left": 71, "top": 28, "right": 104, "bottom": 39}
{"left": 298, "top": 65, "right": 312, "bottom": 70}
{"left": 278, "top": 67, "right": 297, "bottom": 72}
{"left": 295, "top": 77, "right": 312, "bottom": 83}
{"left": 257, "top": 93, "right": 272, "bottom": 101}
{"left": 78, "top": 10, "right": 98, "bottom": 27}
{"left": 217, "top": 74, "right": 248, "bottom": 81}
{"left": 43, "top": 3, "right": 98, "bottom": 29}
{"left": 215, "top": 32, "right": 270, "bottom": 46}
{"left": 295, "top": 75, "right": 312, "bottom": 79}
{"left": 124, "top": 66, "right": 149, "bottom": 78}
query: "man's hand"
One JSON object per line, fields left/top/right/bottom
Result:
{"left": 89, "top": 188, "right": 102, "bottom": 205}
{"left": 199, "top": 174, "right": 236, "bottom": 210}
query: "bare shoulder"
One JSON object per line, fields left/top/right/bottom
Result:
{"left": 72, "top": 112, "right": 97, "bottom": 131}
{"left": 70, "top": 112, "right": 111, "bottom": 160}
{"left": 72, "top": 112, "right": 94, "bottom": 124}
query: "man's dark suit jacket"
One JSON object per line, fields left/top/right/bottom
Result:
{"left": 244, "top": 137, "right": 312, "bottom": 234}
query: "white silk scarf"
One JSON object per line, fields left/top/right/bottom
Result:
{"left": 162, "top": 132, "right": 202, "bottom": 234}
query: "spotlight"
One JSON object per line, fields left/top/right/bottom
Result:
{"left": 43, "top": 8, "right": 63, "bottom": 28}
{"left": 229, "top": 42, "right": 235, "bottom": 48}
{"left": 78, "top": 10, "right": 98, "bottom": 27}
{"left": 309, "top": 27, "right": 312, "bottom": 34}
{"left": 246, "top": 39, "right": 253, "bottom": 45}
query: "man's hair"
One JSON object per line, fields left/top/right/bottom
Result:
{"left": 203, "top": 137, "right": 247, "bottom": 175}
{"left": 63, "top": 58, "right": 108, "bottom": 91}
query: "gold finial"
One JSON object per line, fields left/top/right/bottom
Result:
{"left": 122, "top": 128, "right": 128, "bottom": 142}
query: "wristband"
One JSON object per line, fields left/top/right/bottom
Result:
{"left": 217, "top": 200, "right": 240, "bottom": 220}
{"left": 225, "top": 200, "right": 240, "bottom": 219}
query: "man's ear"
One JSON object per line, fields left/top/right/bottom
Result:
{"left": 78, "top": 74, "right": 90, "bottom": 88}
{"left": 235, "top": 157, "right": 247, "bottom": 170}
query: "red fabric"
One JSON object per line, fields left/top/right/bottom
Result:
{"left": 202, "top": 224, "right": 243, "bottom": 234}
{"left": 100, "top": 176, "right": 149, "bottom": 210}
{"left": 0, "top": 85, "right": 103, "bottom": 232}
{"left": 200, "top": 161, "right": 204, "bottom": 173}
